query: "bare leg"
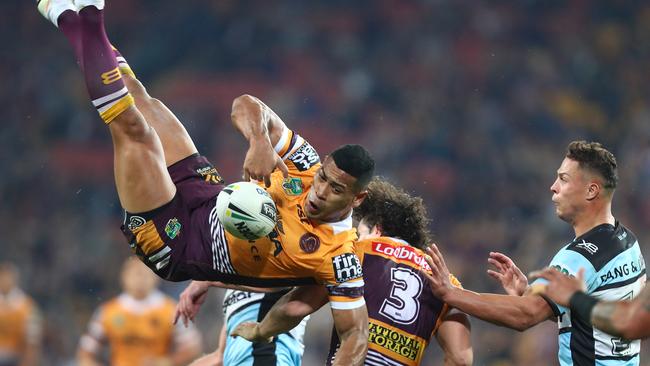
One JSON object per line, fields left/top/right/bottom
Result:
{"left": 49, "top": 5, "right": 176, "bottom": 213}
{"left": 121, "top": 74, "right": 198, "bottom": 166}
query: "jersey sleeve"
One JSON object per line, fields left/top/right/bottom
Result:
{"left": 273, "top": 127, "right": 321, "bottom": 176}
{"left": 317, "top": 248, "right": 365, "bottom": 310}
{"left": 78, "top": 306, "right": 107, "bottom": 355}
{"left": 531, "top": 248, "right": 597, "bottom": 316}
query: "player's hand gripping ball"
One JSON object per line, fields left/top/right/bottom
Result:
{"left": 216, "top": 182, "right": 277, "bottom": 240}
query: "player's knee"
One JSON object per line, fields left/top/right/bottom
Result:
{"left": 123, "top": 75, "right": 151, "bottom": 101}
{"left": 112, "top": 113, "right": 153, "bottom": 142}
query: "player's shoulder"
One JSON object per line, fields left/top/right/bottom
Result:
{"left": 565, "top": 222, "right": 638, "bottom": 271}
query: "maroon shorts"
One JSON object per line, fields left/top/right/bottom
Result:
{"left": 121, "top": 154, "right": 225, "bottom": 281}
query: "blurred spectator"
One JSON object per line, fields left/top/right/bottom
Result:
{"left": 0, "top": 262, "right": 41, "bottom": 366}
{"left": 77, "top": 257, "right": 201, "bottom": 366}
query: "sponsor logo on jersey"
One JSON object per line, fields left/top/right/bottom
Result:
{"left": 282, "top": 177, "right": 304, "bottom": 195}
{"left": 222, "top": 291, "right": 254, "bottom": 312}
{"left": 372, "top": 242, "right": 430, "bottom": 271}
{"left": 288, "top": 142, "right": 320, "bottom": 171}
{"left": 332, "top": 253, "right": 363, "bottom": 283}
{"left": 576, "top": 240, "right": 599, "bottom": 255}
{"left": 195, "top": 165, "right": 223, "bottom": 185}
{"left": 299, "top": 233, "right": 321, "bottom": 254}
{"left": 368, "top": 322, "right": 423, "bottom": 361}
{"left": 260, "top": 202, "right": 277, "bottom": 223}
{"left": 127, "top": 215, "right": 146, "bottom": 231}
{"left": 164, "top": 218, "right": 181, "bottom": 239}
{"left": 599, "top": 260, "right": 643, "bottom": 283}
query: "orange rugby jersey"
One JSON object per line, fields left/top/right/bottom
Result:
{"left": 79, "top": 291, "right": 198, "bottom": 366}
{"left": 211, "top": 127, "right": 364, "bottom": 309}
{"left": 0, "top": 290, "right": 41, "bottom": 363}
{"left": 328, "top": 237, "right": 462, "bottom": 366}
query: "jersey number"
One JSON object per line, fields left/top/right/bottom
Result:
{"left": 379, "top": 267, "right": 423, "bottom": 324}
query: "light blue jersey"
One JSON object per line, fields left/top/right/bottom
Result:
{"left": 222, "top": 289, "right": 308, "bottom": 366}
{"left": 533, "top": 222, "right": 646, "bottom": 366}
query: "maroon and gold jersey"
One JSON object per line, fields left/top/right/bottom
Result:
{"left": 79, "top": 291, "right": 199, "bottom": 366}
{"left": 124, "top": 127, "right": 364, "bottom": 309}
{"left": 0, "top": 289, "right": 41, "bottom": 365}
{"left": 328, "top": 237, "right": 461, "bottom": 366}
{"left": 217, "top": 128, "right": 364, "bottom": 308}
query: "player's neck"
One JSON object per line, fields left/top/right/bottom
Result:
{"left": 573, "top": 206, "right": 615, "bottom": 238}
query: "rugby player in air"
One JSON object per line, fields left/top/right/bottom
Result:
{"left": 423, "top": 141, "right": 646, "bottom": 366}
{"left": 226, "top": 178, "right": 473, "bottom": 366}
{"left": 37, "top": 1, "right": 373, "bottom": 364}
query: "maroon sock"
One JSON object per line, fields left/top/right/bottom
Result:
{"left": 78, "top": 6, "right": 133, "bottom": 123}
{"left": 57, "top": 10, "right": 83, "bottom": 69}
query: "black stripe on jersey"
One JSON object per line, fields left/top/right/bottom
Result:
{"left": 569, "top": 310, "right": 595, "bottom": 366}
{"left": 566, "top": 222, "right": 638, "bottom": 271}
{"left": 559, "top": 327, "right": 572, "bottom": 334}
{"left": 251, "top": 290, "right": 290, "bottom": 366}
{"left": 596, "top": 354, "right": 639, "bottom": 361}
{"left": 204, "top": 273, "right": 317, "bottom": 287}
{"left": 593, "top": 268, "right": 646, "bottom": 292}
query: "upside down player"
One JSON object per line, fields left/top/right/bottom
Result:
{"left": 37, "top": 1, "right": 373, "bottom": 364}
{"left": 228, "top": 178, "right": 473, "bottom": 366}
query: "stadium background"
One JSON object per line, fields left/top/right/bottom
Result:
{"left": 3, "top": 0, "right": 650, "bottom": 364}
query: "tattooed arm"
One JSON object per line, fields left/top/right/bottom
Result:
{"left": 591, "top": 285, "right": 650, "bottom": 340}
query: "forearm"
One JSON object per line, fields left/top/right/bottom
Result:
{"left": 437, "top": 311, "right": 472, "bottom": 366}
{"left": 231, "top": 95, "right": 270, "bottom": 142}
{"left": 257, "top": 296, "right": 308, "bottom": 338}
{"left": 333, "top": 329, "right": 368, "bottom": 366}
{"left": 591, "top": 300, "right": 649, "bottom": 339}
{"left": 443, "top": 288, "right": 546, "bottom": 331}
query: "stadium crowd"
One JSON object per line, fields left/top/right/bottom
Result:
{"left": 3, "top": 0, "right": 650, "bottom": 364}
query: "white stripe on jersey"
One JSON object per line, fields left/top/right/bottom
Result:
{"left": 209, "top": 205, "right": 236, "bottom": 275}
{"left": 91, "top": 86, "right": 128, "bottom": 106}
{"left": 366, "top": 349, "right": 403, "bottom": 366}
{"left": 334, "top": 279, "right": 365, "bottom": 288}
{"left": 330, "top": 298, "right": 365, "bottom": 310}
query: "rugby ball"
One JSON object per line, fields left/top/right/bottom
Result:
{"left": 216, "top": 182, "right": 277, "bottom": 241}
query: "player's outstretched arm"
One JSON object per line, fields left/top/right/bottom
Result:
{"left": 531, "top": 267, "right": 650, "bottom": 339}
{"left": 231, "top": 95, "right": 289, "bottom": 187}
{"left": 423, "top": 244, "right": 554, "bottom": 331}
{"left": 188, "top": 324, "right": 226, "bottom": 366}
{"left": 231, "top": 285, "right": 329, "bottom": 342}
{"left": 330, "top": 305, "right": 369, "bottom": 366}
{"left": 435, "top": 310, "right": 473, "bottom": 366}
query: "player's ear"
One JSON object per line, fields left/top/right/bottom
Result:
{"left": 351, "top": 190, "right": 368, "bottom": 208}
{"left": 371, "top": 224, "right": 382, "bottom": 237}
{"left": 586, "top": 181, "right": 600, "bottom": 201}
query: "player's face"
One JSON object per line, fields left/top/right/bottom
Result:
{"left": 357, "top": 219, "right": 381, "bottom": 241}
{"left": 550, "top": 157, "right": 589, "bottom": 223}
{"left": 305, "top": 157, "right": 367, "bottom": 222}
{"left": 121, "top": 259, "right": 159, "bottom": 299}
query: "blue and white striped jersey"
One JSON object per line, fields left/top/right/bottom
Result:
{"left": 533, "top": 222, "right": 646, "bottom": 366}
{"left": 222, "top": 289, "right": 309, "bottom": 366}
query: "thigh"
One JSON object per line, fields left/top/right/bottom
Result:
{"left": 124, "top": 75, "right": 199, "bottom": 166}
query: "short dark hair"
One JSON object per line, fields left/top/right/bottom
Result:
{"left": 330, "top": 144, "right": 375, "bottom": 192}
{"left": 353, "top": 177, "right": 432, "bottom": 249}
{"left": 566, "top": 140, "right": 618, "bottom": 190}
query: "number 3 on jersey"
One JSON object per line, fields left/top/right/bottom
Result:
{"left": 379, "top": 267, "right": 423, "bottom": 324}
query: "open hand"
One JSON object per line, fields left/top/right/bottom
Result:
{"left": 174, "top": 281, "right": 210, "bottom": 327}
{"left": 243, "top": 139, "right": 288, "bottom": 187}
{"left": 487, "top": 252, "right": 528, "bottom": 296}
{"left": 421, "top": 244, "right": 454, "bottom": 299}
